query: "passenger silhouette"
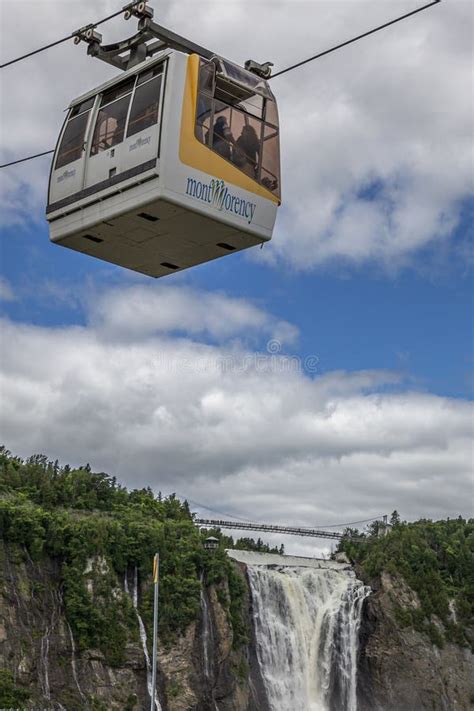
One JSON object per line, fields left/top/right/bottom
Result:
{"left": 234, "top": 124, "right": 260, "bottom": 178}
{"left": 210, "top": 115, "right": 234, "bottom": 160}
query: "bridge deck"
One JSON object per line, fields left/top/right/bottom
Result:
{"left": 194, "top": 518, "right": 348, "bottom": 540}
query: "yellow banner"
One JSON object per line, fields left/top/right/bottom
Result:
{"left": 153, "top": 554, "right": 159, "bottom": 584}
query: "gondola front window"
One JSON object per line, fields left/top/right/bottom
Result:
{"left": 55, "top": 98, "right": 94, "bottom": 170}
{"left": 90, "top": 78, "right": 134, "bottom": 156}
{"left": 195, "top": 60, "right": 280, "bottom": 198}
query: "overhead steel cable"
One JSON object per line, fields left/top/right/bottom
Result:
{"left": 0, "top": 0, "right": 442, "bottom": 169}
{"left": 1, "top": 34, "right": 77, "bottom": 70}
{"left": 175, "top": 493, "right": 255, "bottom": 523}
{"left": 0, "top": 7, "right": 126, "bottom": 69}
{"left": 310, "top": 516, "right": 385, "bottom": 529}
{"left": 248, "top": 515, "right": 385, "bottom": 530}
{"left": 270, "top": 0, "right": 441, "bottom": 79}
{"left": 0, "top": 150, "right": 55, "bottom": 169}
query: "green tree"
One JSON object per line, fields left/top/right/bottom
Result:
{"left": 390, "top": 510, "right": 401, "bottom": 526}
{"left": 337, "top": 516, "right": 474, "bottom": 649}
{"left": 0, "top": 447, "right": 274, "bottom": 659}
{"left": 0, "top": 669, "right": 30, "bottom": 706}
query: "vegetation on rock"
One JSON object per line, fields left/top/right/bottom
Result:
{"left": 0, "top": 669, "right": 30, "bottom": 707}
{"left": 338, "top": 513, "right": 474, "bottom": 648}
{"left": 0, "top": 447, "right": 279, "bottom": 667}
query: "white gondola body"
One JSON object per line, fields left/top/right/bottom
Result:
{"left": 46, "top": 50, "right": 281, "bottom": 277}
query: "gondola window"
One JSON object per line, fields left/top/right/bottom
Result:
{"left": 127, "top": 67, "right": 163, "bottom": 138}
{"left": 90, "top": 79, "right": 134, "bottom": 155}
{"left": 55, "top": 98, "right": 94, "bottom": 170}
{"left": 195, "top": 59, "right": 280, "bottom": 197}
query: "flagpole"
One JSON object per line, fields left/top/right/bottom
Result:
{"left": 150, "top": 552, "right": 159, "bottom": 711}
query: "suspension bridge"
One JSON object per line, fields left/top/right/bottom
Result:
{"left": 193, "top": 518, "right": 381, "bottom": 541}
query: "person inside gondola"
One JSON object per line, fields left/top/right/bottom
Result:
{"left": 233, "top": 124, "right": 260, "bottom": 178}
{"left": 98, "top": 115, "right": 118, "bottom": 151}
{"left": 209, "top": 115, "right": 234, "bottom": 160}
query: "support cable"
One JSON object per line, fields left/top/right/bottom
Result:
{"left": 1, "top": 150, "right": 54, "bottom": 169}
{"left": 177, "top": 493, "right": 385, "bottom": 531}
{"left": 176, "top": 493, "right": 254, "bottom": 523}
{"left": 0, "top": 0, "right": 442, "bottom": 170}
{"left": 0, "top": 7, "right": 125, "bottom": 69}
{"left": 311, "top": 516, "right": 385, "bottom": 529}
{"left": 270, "top": 0, "right": 441, "bottom": 79}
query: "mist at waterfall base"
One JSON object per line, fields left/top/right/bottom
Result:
{"left": 229, "top": 552, "right": 371, "bottom": 711}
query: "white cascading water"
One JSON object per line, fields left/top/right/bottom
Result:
{"left": 66, "top": 620, "right": 87, "bottom": 706}
{"left": 199, "top": 571, "right": 214, "bottom": 680}
{"left": 39, "top": 627, "right": 51, "bottom": 702}
{"left": 230, "top": 552, "right": 370, "bottom": 711}
{"left": 125, "top": 567, "right": 162, "bottom": 711}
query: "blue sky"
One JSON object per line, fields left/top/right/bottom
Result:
{"left": 2, "top": 201, "right": 472, "bottom": 399}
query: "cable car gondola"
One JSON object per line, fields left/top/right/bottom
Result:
{"left": 46, "top": 4, "right": 281, "bottom": 278}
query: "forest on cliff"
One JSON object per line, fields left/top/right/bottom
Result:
{"left": 1, "top": 447, "right": 473, "bottom": 706}
{"left": 0, "top": 446, "right": 282, "bottom": 704}
{"left": 339, "top": 513, "right": 474, "bottom": 649}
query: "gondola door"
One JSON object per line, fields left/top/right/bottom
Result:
{"left": 48, "top": 97, "right": 96, "bottom": 208}
{"left": 83, "top": 77, "right": 135, "bottom": 191}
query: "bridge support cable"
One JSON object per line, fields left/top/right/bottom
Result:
{"left": 194, "top": 518, "right": 365, "bottom": 541}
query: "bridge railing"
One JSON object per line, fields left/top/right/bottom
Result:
{"left": 194, "top": 518, "right": 362, "bottom": 541}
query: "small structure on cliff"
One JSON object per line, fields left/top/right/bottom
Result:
{"left": 204, "top": 536, "right": 219, "bottom": 552}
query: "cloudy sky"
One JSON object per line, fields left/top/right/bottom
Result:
{"left": 0, "top": 0, "right": 472, "bottom": 554}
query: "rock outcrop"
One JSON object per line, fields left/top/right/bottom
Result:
{"left": 357, "top": 571, "right": 473, "bottom": 711}
{"left": 0, "top": 542, "right": 250, "bottom": 710}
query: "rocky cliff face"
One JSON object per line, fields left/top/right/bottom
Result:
{"left": 2, "top": 542, "right": 472, "bottom": 710}
{"left": 357, "top": 571, "right": 473, "bottom": 711}
{"left": 0, "top": 542, "right": 252, "bottom": 710}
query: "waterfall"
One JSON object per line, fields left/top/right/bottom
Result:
{"left": 448, "top": 599, "right": 458, "bottom": 625}
{"left": 245, "top": 556, "right": 370, "bottom": 711}
{"left": 199, "top": 572, "right": 214, "bottom": 680}
{"left": 330, "top": 582, "right": 370, "bottom": 711}
{"left": 128, "top": 566, "right": 162, "bottom": 711}
{"left": 39, "top": 628, "right": 51, "bottom": 702}
{"left": 67, "top": 621, "right": 87, "bottom": 706}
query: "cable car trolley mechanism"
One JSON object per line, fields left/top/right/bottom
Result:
{"left": 46, "top": 1, "right": 281, "bottom": 278}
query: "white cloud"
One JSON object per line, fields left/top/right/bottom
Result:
{"left": 0, "top": 283, "right": 472, "bottom": 555}
{"left": 1, "top": 0, "right": 472, "bottom": 272}
{"left": 88, "top": 283, "right": 298, "bottom": 344}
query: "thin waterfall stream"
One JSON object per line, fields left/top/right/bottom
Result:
{"left": 125, "top": 567, "right": 162, "bottom": 711}
{"left": 39, "top": 626, "right": 50, "bottom": 702}
{"left": 67, "top": 620, "right": 87, "bottom": 706}
{"left": 199, "top": 571, "right": 214, "bottom": 680}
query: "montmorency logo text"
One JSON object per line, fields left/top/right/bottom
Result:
{"left": 129, "top": 135, "right": 151, "bottom": 151}
{"left": 57, "top": 169, "right": 76, "bottom": 183}
{"left": 185, "top": 177, "right": 256, "bottom": 224}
